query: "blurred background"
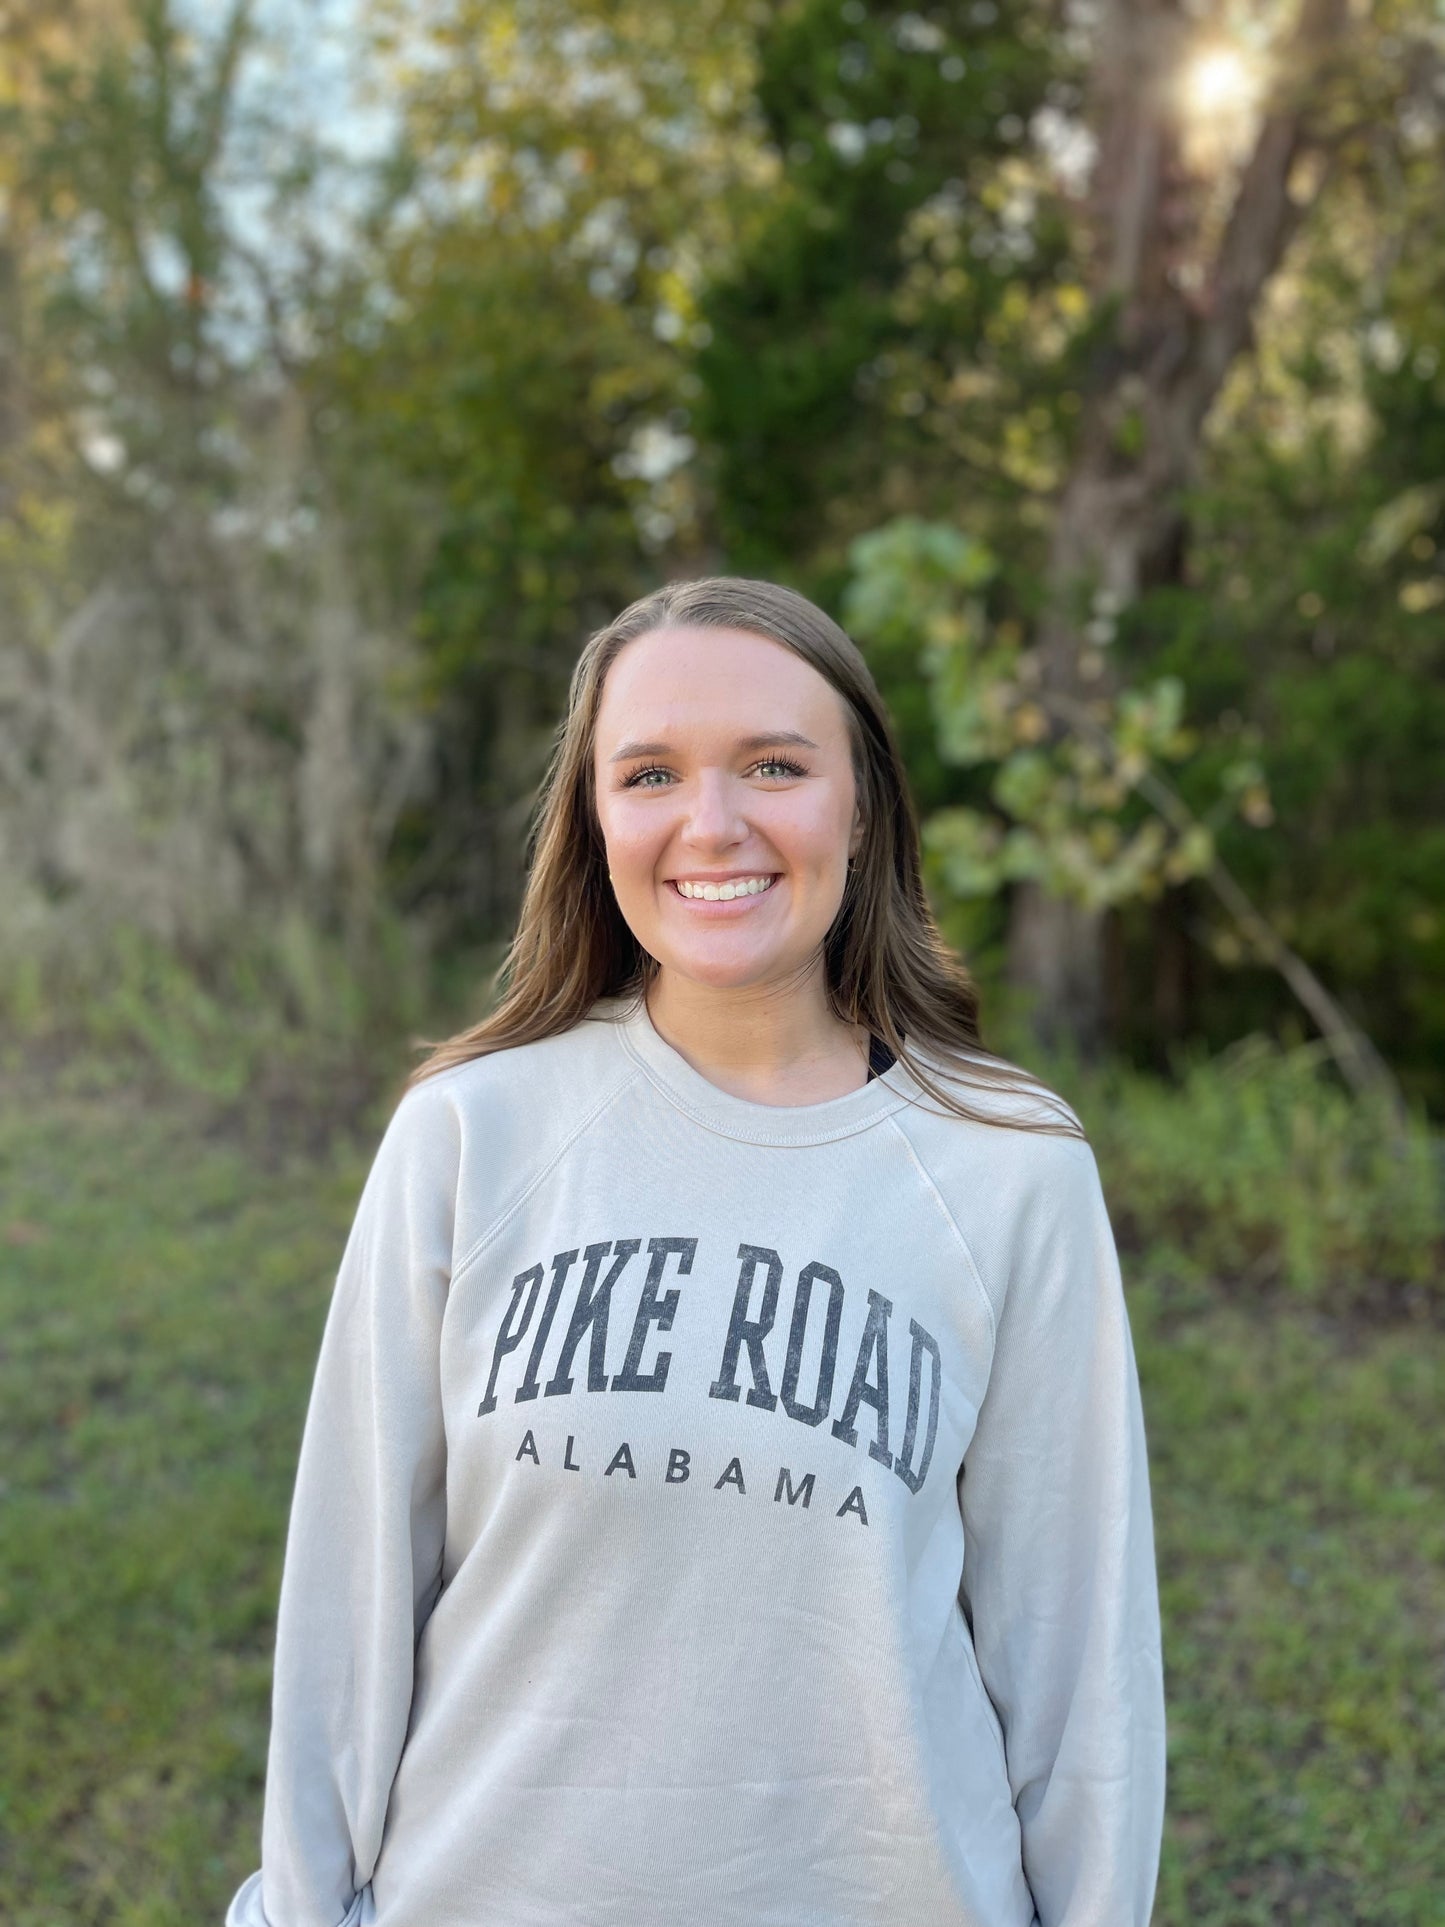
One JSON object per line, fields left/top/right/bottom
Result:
{"left": 1, "top": 1, "right": 1441, "bottom": 1920}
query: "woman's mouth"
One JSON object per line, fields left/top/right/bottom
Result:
{"left": 669, "top": 874, "right": 780, "bottom": 905}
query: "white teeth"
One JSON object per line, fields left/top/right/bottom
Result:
{"left": 676, "top": 875, "right": 776, "bottom": 901}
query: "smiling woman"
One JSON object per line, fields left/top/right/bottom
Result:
{"left": 225, "top": 577, "right": 1166, "bottom": 1927}
{"left": 398, "top": 575, "right": 1083, "bottom": 1125}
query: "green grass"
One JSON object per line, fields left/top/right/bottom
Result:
{"left": 1134, "top": 1281, "right": 1443, "bottom": 1923}
{"left": 1, "top": 1055, "right": 1441, "bottom": 1925}
{"left": 0, "top": 1061, "right": 397, "bottom": 1927}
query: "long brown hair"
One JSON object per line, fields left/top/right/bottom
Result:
{"left": 405, "top": 576, "right": 1082, "bottom": 1139}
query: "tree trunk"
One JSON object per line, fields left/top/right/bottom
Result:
{"left": 1150, "top": 882, "right": 1195, "bottom": 1061}
{"left": 1007, "top": 0, "right": 1351, "bottom": 1054}
{"left": 1006, "top": 886, "right": 1109, "bottom": 1057}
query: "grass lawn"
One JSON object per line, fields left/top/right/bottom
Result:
{"left": 1, "top": 1062, "right": 1440, "bottom": 1925}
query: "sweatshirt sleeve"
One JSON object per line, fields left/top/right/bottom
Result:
{"left": 226, "top": 1079, "right": 460, "bottom": 1927}
{"left": 957, "top": 1136, "right": 1166, "bottom": 1927}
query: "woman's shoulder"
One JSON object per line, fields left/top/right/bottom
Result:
{"left": 398, "top": 1004, "right": 633, "bottom": 1116}
{"left": 889, "top": 1038, "right": 1100, "bottom": 1227}
{"left": 888, "top": 1042, "right": 1109, "bottom": 1323}
{"left": 897, "top": 1036, "right": 1090, "bottom": 1151}
{"left": 380, "top": 1004, "right": 640, "bottom": 1185}
{"left": 366, "top": 1010, "right": 640, "bottom": 1266}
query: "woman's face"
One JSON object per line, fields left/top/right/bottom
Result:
{"left": 592, "top": 623, "right": 864, "bottom": 995}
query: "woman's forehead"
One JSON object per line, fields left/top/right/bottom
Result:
{"left": 597, "top": 624, "right": 849, "bottom": 743}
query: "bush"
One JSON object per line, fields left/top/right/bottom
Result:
{"left": 1040, "top": 1032, "right": 1444, "bottom": 1311}
{"left": 0, "top": 906, "right": 436, "bottom": 1108}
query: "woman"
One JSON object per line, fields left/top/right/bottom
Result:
{"left": 226, "top": 577, "right": 1166, "bottom": 1927}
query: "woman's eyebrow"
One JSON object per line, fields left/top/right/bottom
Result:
{"left": 608, "top": 730, "right": 820, "bottom": 764}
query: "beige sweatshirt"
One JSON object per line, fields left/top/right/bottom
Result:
{"left": 226, "top": 991, "right": 1166, "bottom": 1927}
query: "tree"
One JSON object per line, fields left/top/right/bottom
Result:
{"left": 324, "top": 0, "right": 770, "bottom": 936}
{"left": 0, "top": 1, "right": 436, "bottom": 1075}
{"left": 1004, "top": 0, "right": 1441, "bottom": 1054}
{"left": 695, "top": 0, "right": 1062, "bottom": 580}
{"left": 697, "top": 0, "right": 1444, "bottom": 1078}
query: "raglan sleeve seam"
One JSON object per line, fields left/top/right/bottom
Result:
{"left": 884, "top": 1112, "right": 999, "bottom": 1355}
{"left": 449, "top": 1065, "right": 645, "bottom": 1293}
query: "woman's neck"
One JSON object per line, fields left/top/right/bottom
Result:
{"left": 644, "top": 969, "right": 871, "bottom": 1107}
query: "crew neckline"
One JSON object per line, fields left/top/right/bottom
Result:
{"left": 599, "top": 992, "right": 917, "bottom": 1147}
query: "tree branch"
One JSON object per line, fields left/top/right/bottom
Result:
{"left": 1040, "top": 685, "right": 1408, "bottom": 1128}
{"left": 1191, "top": 0, "right": 1352, "bottom": 414}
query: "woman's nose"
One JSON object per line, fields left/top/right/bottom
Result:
{"left": 679, "top": 771, "right": 748, "bottom": 843}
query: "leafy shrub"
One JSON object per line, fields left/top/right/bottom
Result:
{"left": 0, "top": 907, "right": 436, "bottom": 1106}
{"left": 1036, "top": 1031, "right": 1444, "bottom": 1309}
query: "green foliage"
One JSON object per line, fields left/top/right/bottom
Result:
{"left": 0, "top": 908, "right": 432, "bottom": 1105}
{"left": 1042, "top": 1033, "right": 1444, "bottom": 1306}
{"left": 341, "top": 0, "right": 767, "bottom": 631}
{"left": 308, "top": 0, "right": 772, "bottom": 939}
{"left": 1115, "top": 169, "right": 1445, "bottom": 1105}
{"left": 681, "top": 0, "right": 1445, "bottom": 1109}
{"left": 1, "top": 0, "right": 1443, "bottom": 1118}
{"left": 19, "top": 0, "right": 257, "bottom": 504}
{"left": 842, "top": 516, "right": 1263, "bottom": 913}
{"left": 695, "top": 0, "right": 1067, "bottom": 575}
